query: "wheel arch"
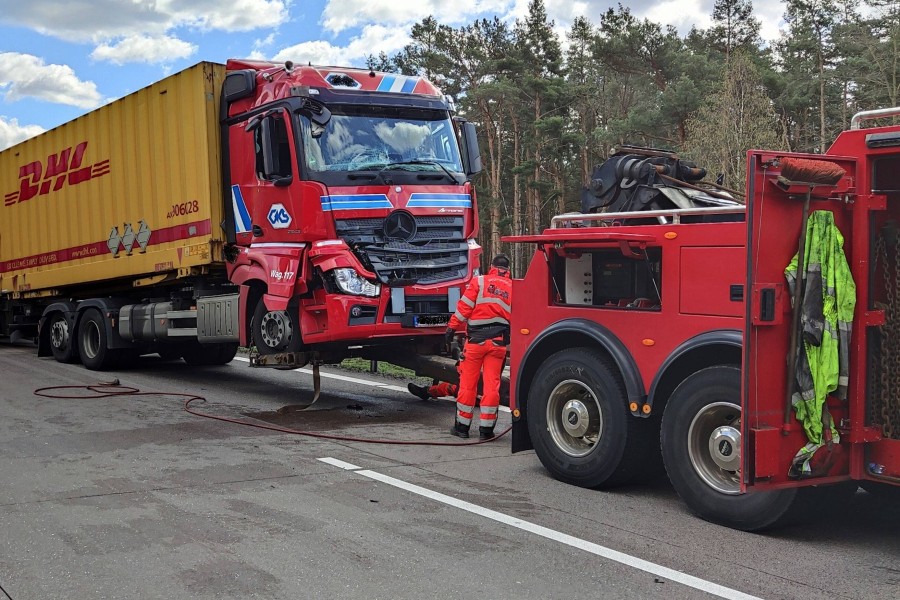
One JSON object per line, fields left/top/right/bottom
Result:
{"left": 73, "top": 298, "right": 135, "bottom": 350}
{"left": 240, "top": 279, "right": 268, "bottom": 347}
{"left": 38, "top": 301, "right": 78, "bottom": 357}
{"left": 518, "top": 319, "right": 644, "bottom": 414}
{"left": 647, "top": 329, "right": 742, "bottom": 417}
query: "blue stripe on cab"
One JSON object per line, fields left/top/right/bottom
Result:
{"left": 407, "top": 200, "right": 472, "bottom": 207}
{"left": 410, "top": 193, "right": 471, "bottom": 200}
{"left": 377, "top": 75, "right": 396, "bottom": 92}
{"left": 232, "top": 185, "right": 251, "bottom": 232}
{"left": 407, "top": 193, "right": 472, "bottom": 208}
{"left": 400, "top": 78, "right": 417, "bottom": 93}
{"left": 320, "top": 195, "right": 393, "bottom": 211}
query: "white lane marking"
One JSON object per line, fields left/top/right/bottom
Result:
{"left": 233, "top": 356, "right": 511, "bottom": 412}
{"left": 319, "top": 457, "right": 762, "bottom": 600}
{"left": 318, "top": 457, "right": 361, "bottom": 470}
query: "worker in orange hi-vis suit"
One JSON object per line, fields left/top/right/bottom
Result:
{"left": 443, "top": 253, "right": 512, "bottom": 440}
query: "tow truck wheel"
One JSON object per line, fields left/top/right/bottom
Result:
{"left": 661, "top": 365, "right": 797, "bottom": 531}
{"left": 48, "top": 313, "right": 78, "bottom": 363}
{"left": 527, "top": 348, "right": 655, "bottom": 488}
{"left": 251, "top": 299, "right": 301, "bottom": 355}
{"left": 77, "top": 309, "right": 116, "bottom": 371}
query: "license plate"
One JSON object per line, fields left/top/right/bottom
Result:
{"left": 412, "top": 314, "right": 450, "bottom": 328}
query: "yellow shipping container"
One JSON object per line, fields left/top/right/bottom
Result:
{"left": 0, "top": 62, "right": 226, "bottom": 298}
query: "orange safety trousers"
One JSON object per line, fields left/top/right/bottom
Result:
{"left": 429, "top": 381, "right": 459, "bottom": 398}
{"left": 456, "top": 339, "right": 506, "bottom": 427}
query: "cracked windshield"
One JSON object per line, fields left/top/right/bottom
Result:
{"left": 302, "top": 112, "right": 464, "bottom": 174}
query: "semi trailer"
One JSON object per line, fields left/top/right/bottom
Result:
{"left": 0, "top": 60, "right": 483, "bottom": 384}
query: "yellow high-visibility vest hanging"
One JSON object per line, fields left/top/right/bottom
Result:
{"left": 784, "top": 210, "right": 856, "bottom": 478}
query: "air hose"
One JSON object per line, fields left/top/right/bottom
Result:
{"left": 33, "top": 383, "right": 510, "bottom": 446}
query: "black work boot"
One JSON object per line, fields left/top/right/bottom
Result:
{"left": 449, "top": 421, "right": 470, "bottom": 438}
{"left": 407, "top": 383, "right": 431, "bottom": 401}
{"left": 479, "top": 427, "right": 495, "bottom": 440}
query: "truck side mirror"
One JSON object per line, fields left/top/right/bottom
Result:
{"left": 310, "top": 105, "right": 331, "bottom": 128}
{"left": 460, "top": 121, "right": 482, "bottom": 177}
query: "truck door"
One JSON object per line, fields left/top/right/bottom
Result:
{"left": 227, "top": 108, "right": 304, "bottom": 244}
{"left": 743, "top": 150, "right": 856, "bottom": 490}
{"left": 853, "top": 141, "right": 900, "bottom": 483}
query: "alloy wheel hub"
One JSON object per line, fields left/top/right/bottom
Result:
{"left": 561, "top": 399, "right": 591, "bottom": 438}
{"left": 50, "top": 320, "right": 69, "bottom": 348}
{"left": 260, "top": 311, "right": 292, "bottom": 349}
{"left": 709, "top": 425, "right": 741, "bottom": 471}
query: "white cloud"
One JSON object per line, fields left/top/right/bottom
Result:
{"left": 164, "top": 0, "right": 290, "bottom": 32}
{"left": 272, "top": 40, "right": 345, "bottom": 66}
{"left": 0, "top": 53, "right": 102, "bottom": 110}
{"left": 90, "top": 34, "right": 197, "bottom": 65}
{"left": 321, "top": 0, "right": 509, "bottom": 34}
{"left": 755, "top": 3, "right": 787, "bottom": 42}
{"left": 0, "top": 1, "right": 290, "bottom": 41}
{"left": 0, "top": 116, "right": 45, "bottom": 151}
{"left": 272, "top": 25, "right": 412, "bottom": 66}
{"left": 641, "top": 0, "right": 713, "bottom": 34}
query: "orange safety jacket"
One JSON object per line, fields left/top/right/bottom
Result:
{"left": 448, "top": 266, "right": 512, "bottom": 343}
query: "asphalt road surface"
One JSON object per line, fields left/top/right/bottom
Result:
{"left": 0, "top": 342, "right": 897, "bottom": 600}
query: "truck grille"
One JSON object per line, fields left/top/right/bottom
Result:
{"left": 335, "top": 216, "right": 468, "bottom": 285}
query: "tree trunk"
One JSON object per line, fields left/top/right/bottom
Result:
{"left": 512, "top": 114, "right": 522, "bottom": 275}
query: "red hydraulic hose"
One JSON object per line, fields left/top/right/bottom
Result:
{"left": 33, "top": 383, "right": 510, "bottom": 446}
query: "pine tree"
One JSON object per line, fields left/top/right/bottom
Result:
{"left": 683, "top": 52, "right": 784, "bottom": 191}
{"left": 711, "top": 0, "right": 762, "bottom": 60}
{"left": 779, "top": 0, "right": 842, "bottom": 151}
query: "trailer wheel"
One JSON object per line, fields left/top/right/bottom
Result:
{"left": 181, "top": 342, "right": 239, "bottom": 366}
{"left": 48, "top": 313, "right": 78, "bottom": 363}
{"left": 661, "top": 365, "right": 796, "bottom": 531}
{"left": 251, "top": 299, "right": 301, "bottom": 355}
{"left": 526, "top": 347, "right": 655, "bottom": 488}
{"left": 77, "top": 309, "right": 116, "bottom": 371}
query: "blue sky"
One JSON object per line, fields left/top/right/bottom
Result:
{"left": 0, "top": 0, "right": 787, "bottom": 151}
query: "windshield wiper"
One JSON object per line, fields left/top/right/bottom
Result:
{"left": 378, "top": 160, "right": 461, "bottom": 185}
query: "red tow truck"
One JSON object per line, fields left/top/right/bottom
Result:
{"left": 506, "top": 107, "right": 900, "bottom": 530}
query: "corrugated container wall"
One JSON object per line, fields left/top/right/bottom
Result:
{"left": 0, "top": 62, "right": 226, "bottom": 297}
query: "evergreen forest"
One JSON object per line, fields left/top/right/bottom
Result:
{"left": 368, "top": 0, "right": 900, "bottom": 271}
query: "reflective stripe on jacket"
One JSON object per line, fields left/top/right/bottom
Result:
{"left": 785, "top": 210, "right": 856, "bottom": 446}
{"left": 448, "top": 266, "right": 512, "bottom": 341}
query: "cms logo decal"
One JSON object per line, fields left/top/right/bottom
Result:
{"left": 267, "top": 203, "right": 292, "bottom": 229}
{"left": 4, "top": 141, "right": 110, "bottom": 207}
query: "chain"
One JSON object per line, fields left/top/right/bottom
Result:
{"left": 874, "top": 233, "right": 900, "bottom": 439}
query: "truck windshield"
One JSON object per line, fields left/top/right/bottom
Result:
{"left": 300, "top": 110, "right": 464, "bottom": 175}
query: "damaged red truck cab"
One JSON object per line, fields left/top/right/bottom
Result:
{"left": 222, "top": 60, "right": 482, "bottom": 365}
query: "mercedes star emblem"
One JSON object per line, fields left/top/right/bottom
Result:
{"left": 383, "top": 210, "right": 417, "bottom": 241}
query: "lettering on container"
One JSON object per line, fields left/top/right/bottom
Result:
{"left": 167, "top": 200, "right": 200, "bottom": 219}
{"left": 4, "top": 141, "right": 110, "bottom": 207}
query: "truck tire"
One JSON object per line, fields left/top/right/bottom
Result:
{"left": 661, "top": 365, "right": 797, "bottom": 531}
{"left": 77, "top": 309, "right": 117, "bottom": 371}
{"left": 526, "top": 347, "right": 656, "bottom": 488}
{"left": 181, "top": 342, "right": 239, "bottom": 366}
{"left": 48, "top": 312, "right": 78, "bottom": 363}
{"left": 251, "top": 299, "right": 301, "bottom": 355}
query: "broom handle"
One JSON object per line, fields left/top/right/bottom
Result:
{"left": 784, "top": 191, "right": 812, "bottom": 429}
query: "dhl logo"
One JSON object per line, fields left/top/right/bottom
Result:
{"left": 4, "top": 141, "right": 109, "bottom": 207}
